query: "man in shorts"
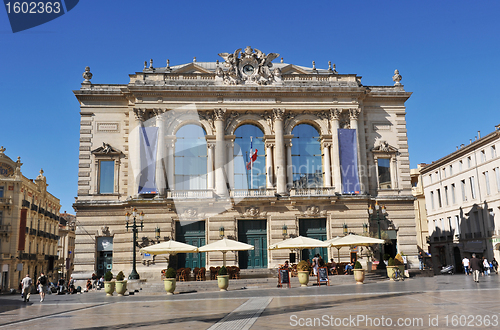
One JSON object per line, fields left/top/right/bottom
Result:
{"left": 37, "top": 272, "right": 48, "bottom": 302}
{"left": 21, "top": 274, "right": 32, "bottom": 302}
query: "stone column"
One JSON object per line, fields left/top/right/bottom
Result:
{"left": 131, "top": 108, "right": 146, "bottom": 196}
{"left": 357, "top": 109, "right": 369, "bottom": 193}
{"left": 286, "top": 140, "right": 293, "bottom": 189}
{"left": 273, "top": 108, "right": 287, "bottom": 195}
{"left": 322, "top": 141, "right": 332, "bottom": 187}
{"left": 349, "top": 108, "right": 363, "bottom": 193}
{"left": 265, "top": 142, "right": 274, "bottom": 189}
{"left": 166, "top": 137, "right": 175, "bottom": 191}
{"left": 207, "top": 142, "right": 215, "bottom": 190}
{"left": 226, "top": 139, "right": 234, "bottom": 189}
{"left": 214, "top": 108, "right": 227, "bottom": 196}
{"left": 154, "top": 109, "right": 167, "bottom": 196}
{"left": 330, "top": 109, "right": 342, "bottom": 193}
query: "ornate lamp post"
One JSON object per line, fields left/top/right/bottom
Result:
{"left": 368, "top": 202, "right": 387, "bottom": 267}
{"left": 282, "top": 224, "right": 288, "bottom": 239}
{"left": 155, "top": 226, "right": 161, "bottom": 243}
{"left": 219, "top": 226, "right": 224, "bottom": 239}
{"left": 125, "top": 208, "right": 144, "bottom": 280}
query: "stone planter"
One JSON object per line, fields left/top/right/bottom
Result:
{"left": 115, "top": 280, "right": 127, "bottom": 296}
{"left": 353, "top": 269, "right": 365, "bottom": 284}
{"left": 297, "top": 271, "right": 309, "bottom": 287}
{"left": 217, "top": 275, "right": 229, "bottom": 291}
{"left": 163, "top": 278, "right": 176, "bottom": 295}
{"left": 386, "top": 266, "right": 398, "bottom": 280}
{"left": 104, "top": 281, "right": 115, "bottom": 296}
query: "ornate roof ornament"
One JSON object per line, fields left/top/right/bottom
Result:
{"left": 82, "top": 66, "right": 92, "bottom": 84}
{"left": 392, "top": 69, "right": 402, "bottom": 86}
{"left": 218, "top": 46, "right": 280, "bottom": 85}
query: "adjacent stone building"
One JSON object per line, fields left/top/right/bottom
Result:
{"left": 421, "top": 125, "right": 500, "bottom": 272}
{"left": 57, "top": 211, "right": 76, "bottom": 281}
{"left": 0, "top": 147, "right": 61, "bottom": 292}
{"left": 72, "top": 47, "right": 418, "bottom": 281}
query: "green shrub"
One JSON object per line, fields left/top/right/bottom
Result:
{"left": 165, "top": 268, "right": 176, "bottom": 279}
{"left": 218, "top": 266, "right": 228, "bottom": 276}
{"left": 388, "top": 257, "right": 395, "bottom": 266}
{"left": 116, "top": 271, "right": 125, "bottom": 281}
{"left": 354, "top": 261, "right": 362, "bottom": 269}
{"left": 297, "top": 260, "right": 311, "bottom": 272}
{"left": 383, "top": 253, "right": 391, "bottom": 260}
{"left": 104, "top": 271, "right": 113, "bottom": 282}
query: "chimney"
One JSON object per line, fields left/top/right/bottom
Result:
{"left": 478, "top": 131, "right": 481, "bottom": 139}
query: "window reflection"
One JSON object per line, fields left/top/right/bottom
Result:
{"left": 292, "top": 124, "right": 323, "bottom": 188}
{"left": 174, "top": 125, "right": 207, "bottom": 190}
{"left": 234, "top": 125, "right": 265, "bottom": 189}
{"left": 377, "top": 158, "right": 391, "bottom": 189}
{"left": 99, "top": 160, "right": 114, "bottom": 193}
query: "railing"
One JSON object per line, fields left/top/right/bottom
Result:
{"left": 31, "top": 204, "right": 38, "bottom": 212}
{"left": 290, "top": 188, "right": 336, "bottom": 196}
{"left": 0, "top": 197, "right": 12, "bottom": 205}
{"left": 0, "top": 224, "right": 10, "bottom": 233}
{"left": 22, "top": 199, "right": 30, "bottom": 208}
{"left": 231, "top": 189, "right": 274, "bottom": 197}
{"left": 169, "top": 190, "right": 215, "bottom": 198}
{"left": 30, "top": 228, "right": 37, "bottom": 235}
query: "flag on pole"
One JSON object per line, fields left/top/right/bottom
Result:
{"left": 246, "top": 149, "right": 258, "bottom": 170}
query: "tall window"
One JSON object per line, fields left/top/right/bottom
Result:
{"left": 451, "top": 183, "right": 456, "bottom": 204}
{"left": 437, "top": 189, "right": 442, "bottom": 208}
{"left": 442, "top": 168, "right": 446, "bottom": 178}
{"left": 480, "top": 150, "right": 486, "bottom": 163}
{"left": 0, "top": 210, "right": 3, "bottom": 226}
{"left": 449, "top": 165, "right": 453, "bottom": 176}
{"left": 448, "top": 217, "right": 452, "bottom": 233}
{"left": 444, "top": 186, "right": 449, "bottom": 206}
{"left": 377, "top": 158, "right": 392, "bottom": 189}
{"left": 459, "top": 160, "right": 463, "bottom": 171}
{"left": 174, "top": 125, "right": 207, "bottom": 190}
{"left": 429, "top": 173, "right": 432, "bottom": 183}
{"left": 454, "top": 215, "right": 460, "bottom": 235}
{"left": 99, "top": 160, "right": 115, "bottom": 194}
{"left": 0, "top": 186, "right": 3, "bottom": 197}
{"left": 234, "top": 125, "right": 265, "bottom": 189}
{"left": 461, "top": 179, "right": 467, "bottom": 201}
{"left": 469, "top": 176, "right": 476, "bottom": 199}
{"left": 495, "top": 167, "right": 500, "bottom": 192}
{"left": 467, "top": 156, "right": 472, "bottom": 168}
{"left": 430, "top": 191, "right": 435, "bottom": 210}
{"left": 291, "top": 124, "right": 323, "bottom": 188}
{"left": 491, "top": 145, "right": 497, "bottom": 159}
{"left": 484, "top": 171, "right": 491, "bottom": 195}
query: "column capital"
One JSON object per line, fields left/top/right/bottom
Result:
{"left": 153, "top": 108, "right": 166, "bottom": 117}
{"left": 207, "top": 142, "right": 216, "bottom": 149}
{"left": 349, "top": 108, "right": 361, "bottom": 120}
{"left": 214, "top": 108, "right": 226, "bottom": 121}
{"left": 265, "top": 143, "right": 275, "bottom": 149}
{"left": 133, "top": 108, "right": 147, "bottom": 122}
{"left": 273, "top": 108, "right": 285, "bottom": 121}
{"left": 330, "top": 108, "right": 342, "bottom": 120}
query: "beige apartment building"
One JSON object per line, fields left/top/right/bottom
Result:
{"left": 58, "top": 211, "right": 76, "bottom": 281}
{"left": 421, "top": 125, "right": 500, "bottom": 272}
{"left": 411, "top": 164, "right": 430, "bottom": 253}
{"left": 0, "top": 147, "right": 61, "bottom": 292}
{"left": 72, "top": 47, "right": 418, "bottom": 282}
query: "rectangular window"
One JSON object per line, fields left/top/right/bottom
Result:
{"left": 449, "top": 165, "right": 453, "bottom": 176}
{"left": 469, "top": 176, "right": 476, "bottom": 199}
{"left": 0, "top": 186, "right": 3, "bottom": 198}
{"left": 451, "top": 183, "right": 456, "bottom": 204}
{"left": 467, "top": 156, "right": 472, "bottom": 168}
{"left": 377, "top": 158, "right": 391, "bottom": 189}
{"left": 444, "top": 186, "right": 449, "bottom": 206}
{"left": 480, "top": 150, "right": 486, "bottom": 163}
{"left": 0, "top": 210, "right": 2, "bottom": 225}
{"left": 496, "top": 167, "right": 500, "bottom": 192}
{"left": 442, "top": 168, "right": 446, "bottom": 178}
{"left": 448, "top": 217, "right": 452, "bottom": 233}
{"left": 437, "top": 189, "right": 442, "bottom": 208}
{"left": 454, "top": 215, "right": 460, "bottom": 235}
{"left": 430, "top": 191, "right": 435, "bottom": 210}
{"left": 491, "top": 145, "right": 497, "bottom": 159}
{"left": 484, "top": 171, "right": 491, "bottom": 195}
{"left": 99, "top": 160, "right": 115, "bottom": 194}
{"left": 429, "top": 173, "right": 432, "bottom": 183}
{"left": 461, "top": 179, "right": 467, "bottom": 201}
{"left": 440, "top": 218, "right": 445, "bottom": 232}
{"left": 459, "top": 160, "right": 463, "bottom": 171}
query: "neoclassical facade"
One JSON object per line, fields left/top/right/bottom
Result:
{"left": 73, "top": 47, "right": 417, "bottom": 281}
{"left": 0, "top": 147, "right": 61, "bottom": 291}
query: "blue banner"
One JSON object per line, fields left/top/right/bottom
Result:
{"left": 138, "top": 126, "right": 158, "bottom": 194}
{"left": 338, "top": 129, "right": 360, "bottom": 194}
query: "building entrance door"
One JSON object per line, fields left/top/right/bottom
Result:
{"left": 96, "top": 237, "right": 113, "bottom": 277}
{"left": 238, "top": 220, "right": 267, "bottom": 269}
{"left": 299, "top": 218, "right": 327, "bottom": 261}
{"left": 176, "top": 221, "right": 205, "bottom": 269}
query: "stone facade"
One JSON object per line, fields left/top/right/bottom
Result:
{"left": 411, "top": 164, "right": 430, "bottom": 253}
{"left": 421, "top": 126, "right": 500, "bottom": 273}
{"left": 72, "top": 47, "right": 417, "bottom": 282}
{"left": 0, "top": 147, "right": 61, "bottom": 292}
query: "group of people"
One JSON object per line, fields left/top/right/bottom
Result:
{"left": 85, "top": 273, "right": 104, "bottom": 292}
{"left": 462, "top": 255, "right": 498, "bottom": 281}
{"left": 20, "top": 272, "right": 48, "bottom": 302}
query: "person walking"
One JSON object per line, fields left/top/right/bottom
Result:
{"left": 470, "top": 254, "right": 482, "bottom": 283}
{"left": 462, "top": 256, "right": 470, "bottom": 275}
{"left": 418, "top": 251, "right": 424, "bottom": 270}
{"left": 482, "top": 257, "right": 490, "bottom": 276}
{"left": 21, "top": 274, "right": 32, "bottom": 302}
{"left": 37, "top": 272, "right": 48, "bottom": 302}
{"left": 491, "top": 258, "right": 498, "bottom": 274}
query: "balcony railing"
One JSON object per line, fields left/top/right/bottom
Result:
{"left": 290, "top": 188, "right": 336, "bottom": 196}
{"left": 0, "top": 224, "right": 10, "bottom": 233}
{"left": 169, "top": 190, "right": 215, "bottom": 199}
{"left": 30, "top": 228, "right": 37, "bottom": 235}
{"left": 22, "top": 199, "right": 30, "bottom": 208}
{"left": 231, "top": 189, "right": 274, "bottom": 197}
{"left": 0, "top": 197, "right": 12, "bottom": 206}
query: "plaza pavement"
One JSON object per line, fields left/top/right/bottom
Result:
{"left": 1, "top": 274, "right": 500, "bottom": 329}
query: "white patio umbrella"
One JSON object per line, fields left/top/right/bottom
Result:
{"left": 328, "top": 234, "right": 385, "bottom": 263}
{"left": 139, "top": 240, "right": 199, "bottom": 255}
{"left": 325, "top": 236, "right": 343, "bottom": 263}
{"left": 269, "top": 235, "right": 329, "bottom": 261}
{"left": 198, "top": 237, "right": 254, "bottom": 267}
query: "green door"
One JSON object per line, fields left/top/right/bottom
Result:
{"left": 176, "top": 221, "right": 205, "bottom": 269}
{"left": 299, "top": 218, "right": 327, "bottom": 261}
{"left": 238, "top": 220, "right": 267, "bottom": 269}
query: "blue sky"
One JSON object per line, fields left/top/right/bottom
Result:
{"left": 1, "top": 1, "right": 499, "bottom": 213}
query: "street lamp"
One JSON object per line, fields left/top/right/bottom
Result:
{"left": 342, "top": 223, "right": 348, "bottom": 236}
{"left": 368, "top": 201, "right": 387, "bottom": 268}
{"left": 125, "top": 208, "right": 144, "bottom": 280}
{"left": 219, "top": 226, "right": 224, "bottom": 239}
{"left": 155, "top": 226, "right": 161, "bottom": 243}
{"left": 282, "top": 224, "right": 288, "bottom": 239}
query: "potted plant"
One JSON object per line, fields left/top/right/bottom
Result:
{"left": 297, "top": 260, "right": 311, "bottom": 287}
{"left": 115, "top": 271, "right": 127, "bottom": 296}
{"left": 353, "top": 261, "right": 365, "bottom": 284}
{"left": 163, "top": 268, "right": 176, "bottom": 295}
{"left": 104, "top": 271, "right": 114, "bottom": 296}
{"left": 217, "top": 266, "right": 229, "bottom": 291}
{"left": 386, "top": 257, "right": 398, "bottom": 280}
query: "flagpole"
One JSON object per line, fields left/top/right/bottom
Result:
{"left": 250, "top": 136, "right": 253, "bottom": 190}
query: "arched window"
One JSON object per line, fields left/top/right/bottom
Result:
{"left": 234, "top": 125, "right": 265, "bottom": 189}
{"left": 291, "top": 124, "right": 323, "bottom": 188}
{"left": 174, "top": 125, "right": 207, "bottom": 190}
